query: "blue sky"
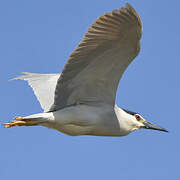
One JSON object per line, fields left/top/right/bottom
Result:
{"left": 1, "top": 0, "right": 180, "bottom": 179}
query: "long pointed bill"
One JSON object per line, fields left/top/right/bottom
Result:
{"left": 143, "top": 121, "right": 168, "bottom": 132}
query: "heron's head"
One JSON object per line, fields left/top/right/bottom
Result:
{"left": 122, "top": 109, "right": 168, "bottom": 133}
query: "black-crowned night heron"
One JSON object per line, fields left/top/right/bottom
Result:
{"left": 4, "top": 3, "right": 168, "bottom": 136}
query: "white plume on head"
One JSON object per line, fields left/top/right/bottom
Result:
{"left": 11, "top": 72, "right": 60, "bottom": 112}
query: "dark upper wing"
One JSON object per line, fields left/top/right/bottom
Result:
{"left": 49, "top": 3, "right": 142, "bottom": 112}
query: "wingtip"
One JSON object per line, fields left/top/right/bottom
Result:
{"left": 8, "top": 72, "right": 33, "bottom": 82}
{"left": 125, "top": 3, "right": 135, "bottom": 11}
{"left": 125, "top": 2, "right": 132, "bottom": 8}
{"left": 125, "top": 3, "right": 142, "bottom": 26}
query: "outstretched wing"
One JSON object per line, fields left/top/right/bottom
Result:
{"left": 50, "top": 3, "right": 142, "bottom": 111}
{"left": 12, "top": 72, "right": 60, "bottom": 112}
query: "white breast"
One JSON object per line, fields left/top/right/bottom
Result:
{"left": 43, "top": 104, "right": 132, "bottom": 136}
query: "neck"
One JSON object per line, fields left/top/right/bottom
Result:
{"left": 114, "top": 105, "right": 139, "bottom": 134}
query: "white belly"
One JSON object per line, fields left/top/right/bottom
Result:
{"left": 44, "top": 104, "right": 130, "bottom": 136}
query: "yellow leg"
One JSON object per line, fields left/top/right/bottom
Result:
{"left": 4, "top": 116, "right": 39, "bottom": 128}
{"left": 4, "top": 117, "right": 25, "bottom": 128}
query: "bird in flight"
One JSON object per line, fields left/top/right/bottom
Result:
{"left": 4, "top": 3, "right": 168, "bottom": 136}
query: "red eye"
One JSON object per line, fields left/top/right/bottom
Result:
{"left": 135, "top": 115, "right": 141, "bottom": 121}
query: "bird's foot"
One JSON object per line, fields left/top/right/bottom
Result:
{"left": 4, "top": 117, "right": 26, "bottom": 128}
{"left": 4, "top": 116, "right": 32, "bottom": 128}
